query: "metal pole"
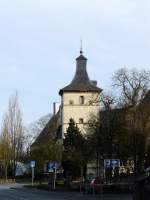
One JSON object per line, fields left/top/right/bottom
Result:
{"left": 32, "top": 167, "right": 34, "bottom": 186}
{"left": 53, "top": 168, "right": 56, "bottom": 190}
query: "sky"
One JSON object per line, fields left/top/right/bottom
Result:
{"left": 0, "top": 0, "right": 150, "bottom": 125}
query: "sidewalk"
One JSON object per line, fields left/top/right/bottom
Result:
{"left": 0, "top": 182, "right": 24, "bottom": 190}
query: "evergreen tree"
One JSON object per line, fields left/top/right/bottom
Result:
{"left": 64, "top": 118, "right": 84, "bottom": 150}
{"left": 63, "top": 118, "right": 88, "bottom": 179}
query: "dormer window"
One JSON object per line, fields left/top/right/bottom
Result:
{"left": 79, "top": 96, "right": 84, "bottom": 104}
{"left": 69, "top": 100, "right": 74, "bottom": 105}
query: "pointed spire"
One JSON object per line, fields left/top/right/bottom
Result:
{"left": 80, "top": 37, "right": 83, "bottom": 54}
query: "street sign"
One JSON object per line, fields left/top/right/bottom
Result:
{"left": 104, "top": 159, "right": 120, "bottom": 168}
{"left": 111, "top": 159, "right": 120, "bottom": 167}
{"left": 48, "top": 162, "right": 55, "bottom": 172}
{"left": 30, "top": 160, "right": 35, "bottom": 168}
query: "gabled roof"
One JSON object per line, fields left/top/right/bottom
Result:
{"left": 31, "top": 111, "right": 60, "bottom": 148}
{"left": 59, "top": 52, "right": 102, "bottom": 95}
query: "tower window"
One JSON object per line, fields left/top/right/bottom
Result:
{"left": 69, "top": 100, "right": 74, "bottom": 105}
{"left": 79, "top": 96, "right": 84, "bottom": 104}
{"left": 79, "top": 118, "right": 84, "bottom": 124}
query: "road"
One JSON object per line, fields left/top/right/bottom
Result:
{"left": 0, "top": 184, "right": 132, "bottom": 200}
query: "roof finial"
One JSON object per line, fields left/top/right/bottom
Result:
{"left": 80, "top": 37, "right": 83, "bottom": 54}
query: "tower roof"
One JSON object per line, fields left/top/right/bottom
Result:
{"left": 59, "top": 52, "right": 102, "bottom": 95}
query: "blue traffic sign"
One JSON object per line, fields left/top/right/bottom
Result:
{"left": 30, "top": 160, "right": 35, "bottom": 168}
{"left": 48, "top": 162, "right": 55, "bottom": 172}
{"left": 104, "top": 159, "right": 120, "bottom": 168}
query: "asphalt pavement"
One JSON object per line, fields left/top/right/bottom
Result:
{"left": 0, "top": 184, "right": 132, "bottom": 200}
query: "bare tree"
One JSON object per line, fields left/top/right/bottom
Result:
{"left": 100, "top": 91, "right": 117, "bottom": 110}
{"left": 4, "top": 92, "right": 24, "bottom": 178}
{"left": 112, "top": 68, "right": 150, "bottom": 106}
{"left": 25, "top": 114, "right": 51, "bottom": 155}
{"left": 112, "top": 68, "right": 150, "bottom": 177}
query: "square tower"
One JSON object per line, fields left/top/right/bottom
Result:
{"left": 59, "top": 51, "right": 102, "bottom": 137}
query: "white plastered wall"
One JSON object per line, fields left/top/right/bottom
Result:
{"left": 61, "top": 92, "right": 100, "bottom": 135}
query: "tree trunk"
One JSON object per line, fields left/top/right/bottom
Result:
{"left": 5, "top": 165, "right": 8, "bottom": 181}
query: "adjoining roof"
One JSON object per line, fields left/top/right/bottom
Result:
{"left": 31, "top": 111, "right": 60, "bottom": 148}
{"left": 59, "top": 52, "right": 102, "bottom": 95}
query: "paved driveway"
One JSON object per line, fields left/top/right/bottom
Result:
{"left": 0, "top": 184, "right": 132, "bottom": 200}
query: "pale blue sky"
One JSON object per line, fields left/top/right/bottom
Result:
{"left": 0, "top": 0, "right": 150, "bottom": 125}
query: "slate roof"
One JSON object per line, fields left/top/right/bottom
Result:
{"left": 31, "top": 111, "right": 61, "bottom": 148}
{"left": 59, "top": 53, "right": 102, "bottom": 95}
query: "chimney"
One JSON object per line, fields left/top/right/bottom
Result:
{"left": 53, "top": 102, "right": 60, "bottom": 115}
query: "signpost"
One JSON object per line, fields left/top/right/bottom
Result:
{"left": 48, "top": 162, "right": 57, "bottom": 190}
{"left": 30, "top": 160, "right": 35, "bottom": 186}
